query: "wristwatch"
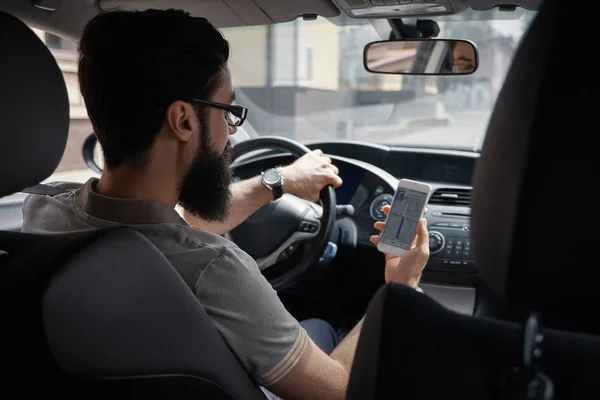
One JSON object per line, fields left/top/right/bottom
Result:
{"left": 261, "top": 168, "right": 284, "bottom": 200}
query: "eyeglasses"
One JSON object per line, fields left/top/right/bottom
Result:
{"left": 452, "top": 63, "right": 475, "bottom": 74}
{"left": 191, "top": 99, "right": 248, "bottom": 127}
{"left": 156, "top": 99, "right": 248, "bottom": 127}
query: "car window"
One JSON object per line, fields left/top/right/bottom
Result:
{"left": 28, "top": 11, "right": 536, "bottom": 185}
{"left": 31, "top": 30, "right": 100, "bottom": 184}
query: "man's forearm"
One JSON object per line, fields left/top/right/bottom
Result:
{"left": 183, "top": 176, "right": 272, "bottom": 234}
{"left": 267, "top": 317, "right": 365, "bottom": 400}
{"left": 330, "top": 317, "right": 364, "bottom": 375}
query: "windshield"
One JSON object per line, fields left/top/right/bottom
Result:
{"left": 222, "top": 10, "right": 536, "bottom": 151}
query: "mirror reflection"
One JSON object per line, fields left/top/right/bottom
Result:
{"left": 364, "top": 39, "right": 478, "bottom": 75}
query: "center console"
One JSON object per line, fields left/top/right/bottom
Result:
{"left": 425, "top": 205, "right": 475, "bottom": 274}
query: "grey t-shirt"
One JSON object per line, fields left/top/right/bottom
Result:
{"left": 21, "top": 178, "right": 307, "bottom": 387}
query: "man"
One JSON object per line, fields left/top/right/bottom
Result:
{"left": 22, "top": 9, "right": 430, "bottom": 399}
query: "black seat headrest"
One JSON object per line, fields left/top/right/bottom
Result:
{"left": 471, "top": 0, "right": 600, "bottom": 334}
{"left": 0, "top": 11, "right": 69, "bottom": 198}
{"left": 348, "top": 283, "right": 600, "bottom": 400}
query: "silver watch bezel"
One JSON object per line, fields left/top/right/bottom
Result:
{"left": 261, "top": 168, "right": 284, "bottom": 190}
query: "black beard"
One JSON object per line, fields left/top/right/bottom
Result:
{"left": 178, "top": 142, "right": 233, "bottom": 223}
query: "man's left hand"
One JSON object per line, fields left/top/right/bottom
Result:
{"left": 280, "top": 149, "right": 343, "bottom": 201}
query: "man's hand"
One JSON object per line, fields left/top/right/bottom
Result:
{"left": 280, "top": 149, "right": 343, "bottom": 201}
{"left": 369, "top": 205, "right": 430, "bottom": 288}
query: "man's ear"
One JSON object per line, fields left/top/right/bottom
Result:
{"left": 165, "top": 100, "right": 197, "bottom": 142}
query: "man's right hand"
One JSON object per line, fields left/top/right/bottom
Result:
{"left": 280, "top": 149, "right": 343, "bottom": 202}
{"left": 369, "top": 204, "right": 430, "bottom": 288}
{"left": 268, "top": 204, "right": 430, "bottom": 400}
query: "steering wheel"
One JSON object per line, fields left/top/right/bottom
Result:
{"left": 228, "top": 136, "right": 337, "bottom": 291}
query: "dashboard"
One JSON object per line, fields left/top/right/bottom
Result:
{"left": 336, "top": 169, "right": 364, "bottom": 205}
{"left": 231, "top": 140, "right": 479, "bottom": 287}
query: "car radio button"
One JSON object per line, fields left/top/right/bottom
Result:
{"left": 428, "top": 231, "right": 445, "bottom": 254}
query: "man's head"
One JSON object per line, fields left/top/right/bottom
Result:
{"left": 78, "top": 8, "right": 239, "bottom": 221}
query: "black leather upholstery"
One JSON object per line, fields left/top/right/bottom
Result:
{"left": 43, "top": 228, "right": 266, "bottom": 399}
{"left": 0, "top": 228, "right": 266, "bottom": 399}
{"left": 0, "top": 10, "right": 266, "bottom": 399}
{"left": 0, "top": 229, "right": 120, "bottom": 396}
{"left": 470, "top": 1, "right": 599, "bottom": 334}
{"left": 347, "top": 283, "right": 600, "bottom": 400}
{"left": 0, "top": 11, "right": 69, "bottom": 197}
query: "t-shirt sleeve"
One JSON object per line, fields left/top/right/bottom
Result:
{"left": 194, "top": 246, "right": 307, "bottom": 386}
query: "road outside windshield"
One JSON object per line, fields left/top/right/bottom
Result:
{"left": 223, "top": 10, "right": 536, "bottom": 151}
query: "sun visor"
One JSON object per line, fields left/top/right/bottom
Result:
{"left": 98, "top": 0, "right": 339, "bottom": 27}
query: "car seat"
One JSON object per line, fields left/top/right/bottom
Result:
{"left": 346, "top": 1, "right": 600, "bottom": 398}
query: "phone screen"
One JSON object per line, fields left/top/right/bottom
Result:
{"left": 381, "top": 187, "right": 427, "bottom": 250}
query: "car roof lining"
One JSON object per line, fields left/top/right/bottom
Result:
{"left": 0, "top": 0, "right": 542, "bottom": 43}
{"left": 97, "top": 0, "right": 340, "bottom": 28}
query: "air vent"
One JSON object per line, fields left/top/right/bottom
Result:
{"left": 428, "top": 188, "right": 471, "bottom": 206}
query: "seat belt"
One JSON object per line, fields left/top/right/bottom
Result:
{"left": 21, "top": 184, "right": 70, "bottom": 196}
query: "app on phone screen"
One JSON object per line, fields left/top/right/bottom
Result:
{"left": 381, "top": 188, "right": 426, "bottom": 249}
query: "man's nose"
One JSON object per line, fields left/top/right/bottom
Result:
{"left": 229, "top": 125, "right": 237, "bottom": 135}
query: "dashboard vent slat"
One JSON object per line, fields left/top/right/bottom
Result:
{"left": 429, "top": 188, "right": 471, "bottom": 206}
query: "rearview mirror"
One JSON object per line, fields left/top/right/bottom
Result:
{"left": 364, "top": 39, "right": 478, "bottom": 75}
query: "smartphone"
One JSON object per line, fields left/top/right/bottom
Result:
{"left": 377, "top": 179, "right": 432, "bottom": 257}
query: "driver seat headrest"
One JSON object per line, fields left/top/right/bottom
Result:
{"left": 0, "top": 11, "right": 70, "bottom": 198}
{"left": 471, "top": 0, "right": 600, "bottom": 334}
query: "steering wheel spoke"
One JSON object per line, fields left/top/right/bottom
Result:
{"left": 229, "top": 136, "right": 336, "bottom": 290}
{"left": 256, "top": 205, "right": 323, "bottom": 271}
{"left": 256, "top": 229, "right": 316, "bottom": 271}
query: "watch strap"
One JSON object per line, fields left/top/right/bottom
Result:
{"left": 273, "top": 184, "right": 283, "bottom": 200}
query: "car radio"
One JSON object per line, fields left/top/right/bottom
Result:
{"left": 425, "top": 209, "right": 475, "bottom": 273}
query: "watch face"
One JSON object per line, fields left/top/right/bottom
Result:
{"left": 262, "top": 169, "right": 281, "bottom": 186}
